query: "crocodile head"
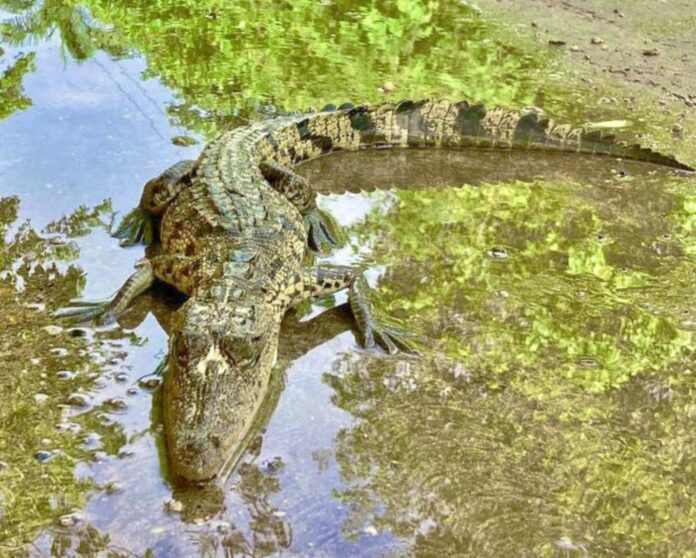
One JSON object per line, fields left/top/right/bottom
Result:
{"left": 163, "top": 284, "right": 280, "bottom": 482}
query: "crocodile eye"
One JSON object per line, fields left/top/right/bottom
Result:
{"left": 175, "top": 336, "right": 189, "bottom": 365}
{"left": 176, "top": 334, "right": 208, "bottom": 365}
{"left": 220, "top": 336, "right": 264, "bottom": 367}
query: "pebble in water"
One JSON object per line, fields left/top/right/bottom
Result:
{"left": 35, "top": 450, "right": 54, "bottom": 463}
{"left": 105, "top": 481, "right": 123, "bottom": 494}
{"left": 68, "top": 328, "right": 87, "bottom": 338}
{"left": 67, "top": 393, "right": 90, "bottom": 407}
{"left": 165, "top": 499, "right": 184, "bottom": 513}
{"left": 58, "top": 512, "right": 83, "bottom": 528}
{"left": 55, "top": 422, "right": 81, "bottom": 434}
{"left": 486, "top": 247, "right": 509, "bottom": 260}
{"left": 105, "top": 398, "right": 128, "bottom": 410}
{"left": 577, "top": 357, "right": 599, "bottom": 368}
{"left": 139, "top": 377, "right": 161, "bottom": 389}
{"left": 118, "top": 448, "right": 135, "bottom": 459}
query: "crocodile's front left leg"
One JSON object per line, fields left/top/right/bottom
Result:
{"left": 55, "top": 254, "right": 199, "bottom": 324}
{"left": 113, "top": 160, "right": 196, "bottom": 247}
{"left": 55, "top": 261, "right": 156, "bottom": 324}
{"left": 260, "top": 160, "right": 345, "bottom": 253}
{"left": 287, "top": 265, "right": 416, "bottom": 354}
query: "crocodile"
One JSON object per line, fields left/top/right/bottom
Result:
{"left": 56, "top": 99, "right": 693, "bottom": 483}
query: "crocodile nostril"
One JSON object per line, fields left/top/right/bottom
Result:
{"left": 184, "top": 441, "right": 201, "bottom": 455}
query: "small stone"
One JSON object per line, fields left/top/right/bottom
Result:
{"left": 55, "top": 422, "right": 80, "bottom": 434}
{"left": 613, "top": 9, "right": 624, "bottom": 17}
{"left": 126, "top": 388, "right": 138, "bottom": 396}
{"left": 105, "top": 398, "right": 127, "bottom": 410}
{"left": 68, "top": 328, "right": 87, "bottom": 338}
{"left": 380, "top": 81, "right": 396, "bottom": 93}
{"left": 58, "top": 512, "right": 83, "bottom": 528}
{"left": 0, "top": 461, "right": 8, "bottom": 471}
{"left": 118, "top": 448, "right": 135, "bottom": 459}
{"left": 105, "top": 481, "right": 122, "bottom": 494}
{"left": 590, "top": 36, "right": 603, "bottom": 45}
{"left": 578, "top": 357, "right": 599, "bottom": 368}
{"left": 166, "top": 499, "right": 184, "bottom": 513}
{"left": 42, "top": 325, "right": 63, "bottom": 336}
{"left": 672, "top": 124, "right": 684, "bottom": 138}
{"left": 548, "top": 39, "right": 566, "bottom": 46}
{"left": 642, "top": 48, "right": 659, "bottom": 57}
{"left": 34, "top": 393, "right": 49, "bottom": 404}
{"left": 172, "top": 135, "right": 198, "bottom": 147}
{"left": 570, "top": 45, "right": 580, "bottom": 52}
{"left": 50, "top": 348, "right": 68, "bottom": 357}
{"left": 139, "top": 377, "right": 161, "bottom": 390}
{"left": 26, "top": 302, "right": 46, "bottom": 312}
{"left": 67, "top": 393, "right": 90, "bottom": 407}
{"left": 115, "top": 372, "right": 129, "bottom": 383}
{"left": 363, "top": 525, "right": 379, "bottom": 536}
{"left": 35, "top": 450, "right": 54, "bottom": 463}
{"left": 486, "top": 247, "right": 509, "bottom": 260}
{"left": 40, "top": 438, "right": 53, "bottom": 447}
{"left": 91, "top": 451, "right": 107, "bottom": 463}
{"left": 56, "top": 370, "right": 74, "bottom": 380}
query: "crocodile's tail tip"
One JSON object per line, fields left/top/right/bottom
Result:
{"left": 112, "top": 207, "right": 157, "bottom": 247}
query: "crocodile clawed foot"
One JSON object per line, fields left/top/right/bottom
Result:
{"left": 304, "top": 207, "right": 346, "bottom": 254}
{"left": 53, "top": 299, "right": 117, "bottom": 325}
{"left": 112, "top": 207, "right": 157, "bottom": 247}
{"left": 363, "top": 319, "right": 420, "bottom": 355}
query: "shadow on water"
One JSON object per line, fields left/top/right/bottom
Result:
{"left": 2, "top": 0, "right": 696, "bottom": 556}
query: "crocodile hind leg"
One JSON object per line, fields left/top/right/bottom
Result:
{"left": 55, "top": 261, "right": 156, "bottom": 325}
{"left": 113, "top": 160, "right": 196, "bottom": 247}
{"left": 260, "top": 160, "right": 345, "bottom": 253}
{"left": 288, "top": 265, "right": 416, "bottom": 354}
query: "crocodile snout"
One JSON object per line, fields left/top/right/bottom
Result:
{"left": 171, "top": 434, "right": 227, "bottom": 482}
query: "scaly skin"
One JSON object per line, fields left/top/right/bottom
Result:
{"left": 58, "top": 99, "right": 693, "bottom": 482}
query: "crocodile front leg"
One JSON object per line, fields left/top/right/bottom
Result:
{"left": 113, "top": 160, "right": 196, "bottom": 247}
{"left": 259, "top": 160, "right": 345, "bottom": 253}
{"left": 288, "top": 265, "right": 416, "bottom": 354}
{"left": 55, "top": 254, "right": 200, "bottom": 325}
{"left": 55, "top": 261, "right": 156, "bottom": 324}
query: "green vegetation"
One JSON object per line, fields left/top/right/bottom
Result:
{"left": 0, "top": 52, "right": 35, "bottom": 120}
{"left": 0, "top": 198, "right": 132, "bottom": 553}
{"left": 326, "top": 172, "right": 696, "bottom": 555}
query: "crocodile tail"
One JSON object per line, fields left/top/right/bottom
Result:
{"left": 280, "top": 99, "right": 692, "bottom": 171}
{"left": 364, "top": 99, "right": 693, "bottom": 171}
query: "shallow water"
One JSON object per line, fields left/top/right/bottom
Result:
{"left": 1, "top": 2, "right": 696, "bottom": 557}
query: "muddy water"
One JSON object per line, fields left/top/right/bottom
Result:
{"left": 1, "top": 2, "right": 696, "bottom": 557}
